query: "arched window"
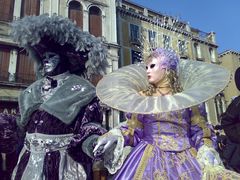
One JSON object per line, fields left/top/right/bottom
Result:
{"left": 21, "top": 0, "right": 40, "bottom": 17}
{"left": 0, "top": 0, "right": 15, "bottom": 21}
{"left": 68, "top": 1, "right": 83, "bottom": 29}
{"left": 89, "top": 6, "right": 102, "bottom": 37}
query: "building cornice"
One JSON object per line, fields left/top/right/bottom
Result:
{"left": 86, "top": 0, "right": 108, "bottom": 7}
{"left": 219, "top": 50, "right": 240, "bottom": 57}
{"left": 106, "top": 42, "right": 121, "bottom": 49}
{"left": 117, "top": 7, "right": 218, "bottom": 47}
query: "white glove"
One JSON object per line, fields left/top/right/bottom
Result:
{"left": 196, "top": 145, "right": 223, "bottom": 169}
{"left": 93, "top": 133, "right": 118, "bottom": 157}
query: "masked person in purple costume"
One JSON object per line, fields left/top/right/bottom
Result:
{"left": 94, "top": 48, "right": 240, "bottom": 179}
{"left": 0, "top": 14, "right": 109, "bottom": 180}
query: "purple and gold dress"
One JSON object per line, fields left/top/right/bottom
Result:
{"left": 96, "top": 56, "right": 240, "bottom": 179}
{"left": 114, "top": 105, "right": 215, "bottom": 179}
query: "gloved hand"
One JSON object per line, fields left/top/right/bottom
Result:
{"left": 93, "top": 134, "right": 118, "bottom": 157}
{"left": 93, "top": 129, "right": 125, "bottom": 174}
{"left": 196, "top": 145, "right": 223, "bottom": 169}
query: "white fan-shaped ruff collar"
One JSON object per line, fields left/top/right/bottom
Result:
{"left": 96, "top": 59, "right": 230, "bottom": 114}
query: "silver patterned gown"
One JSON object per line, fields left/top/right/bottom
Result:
{"left": 3, "top": 73, "right": 106, "bottom": 180}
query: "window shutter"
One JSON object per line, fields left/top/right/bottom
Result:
{"left": 21, "top": 0, "right": 40, "bottom": 17}
{"left": 16, "top": 52, "right": 35, "bottom": 83}
{"left": 0, "top": 48, "right": 10, "bottom": 81}
{"left": 0, "top": 0, "right": 14, "bottom": 21}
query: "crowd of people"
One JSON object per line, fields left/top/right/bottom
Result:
{"left": 0, "top": 14, "right": 240, "bottom": 180}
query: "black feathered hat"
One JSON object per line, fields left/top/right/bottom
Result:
{"left": 11, "top": 14, "right": 109, "bottom": 79}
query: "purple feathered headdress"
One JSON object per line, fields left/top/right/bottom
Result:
{"left": 150, "top": 48, "right": 180, "bottom": 73}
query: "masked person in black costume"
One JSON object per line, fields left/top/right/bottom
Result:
{"left": 219, "top": 67, "right": 240, "bottom": 173}
{"left": 0, "top": 14, "right": 108, "bottom": 180}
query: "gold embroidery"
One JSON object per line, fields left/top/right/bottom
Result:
{"left": 121, "top": 114, "right": 143, "bottom": 146}
{"left": 155, "top": 135, "right": 185, "bottom": 150}
{"left": 153, "top": 170, "right": 168, "bottom": 180}
{"left": 134, "top": 144, "right": 154, "bottom": 180}
{"left": 191, "top": 106, "right": 205, "bottom": 125}
{"left": 177, "top": 110, "right": 182, "bottom": 124}
{"left": 127, "top": 113, "right": 143, "bottom": 129}
{"left": 179, "top": 171, "right": 191, "bottom": 180}
{"left": 189, "top": 147, "right": 197, "bottom": 157}
{"left": 202, "top": 127, "right": 211, "bottom": 138}
{"left": 176, "top": 111, "right": 184, "bottom": 138}
{"left": 191, "top": 106, "right": 213, "bottom": 147}
{"left": 203, "top": 138, "right": 213, "bottom": 147}
{"left": 121, "top": 129, "right": 134, "bottom": 145}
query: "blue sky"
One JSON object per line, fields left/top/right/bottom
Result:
{"left": 130, "top": 0, "right": 240, "bottom": 53}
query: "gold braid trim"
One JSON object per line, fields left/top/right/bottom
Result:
{"left": 191, "top": 106, "right": 213, "bottom": 147}
{"left": 133, "top": 144, "right": 154, "bottom": 180}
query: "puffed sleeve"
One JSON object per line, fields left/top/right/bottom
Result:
{"left": 190, "top": 103, "right": 217, "bottom": 150}
{"left": 119, "top": 113, "right": 144, "bottom": 147}
{"left": 68, "top": 97, "right": 106, "bottom": 162}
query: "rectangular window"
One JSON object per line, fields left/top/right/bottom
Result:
{"left": 130, "top": 24, "right": 139, "bottom": 43}
{"left": 148, "top": 30, "right": 156, "bottom": 47}
{"left": 131, "top": 49, "right": 142, "bottom": 64}
{"left": 148, "top": 30, "right": 156, "bottom": 42}
{"left": 178, "top": 40, "right": 186, "bottom": 55}
{"left": 163, "top": 34, "right": 171, "bottom": 49}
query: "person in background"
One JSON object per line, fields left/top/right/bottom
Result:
{"left": 218, "top": 67, "right": 240, "bottom": 173}
{"left": 0, "top": 113, "right": 20, "bottom": 180}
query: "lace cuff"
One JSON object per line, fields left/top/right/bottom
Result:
{"left": 81, "top": 134, "right": 99, "bottom": 158}
{"left": 103, "top": 128, "right": 125, "bottom": 174}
